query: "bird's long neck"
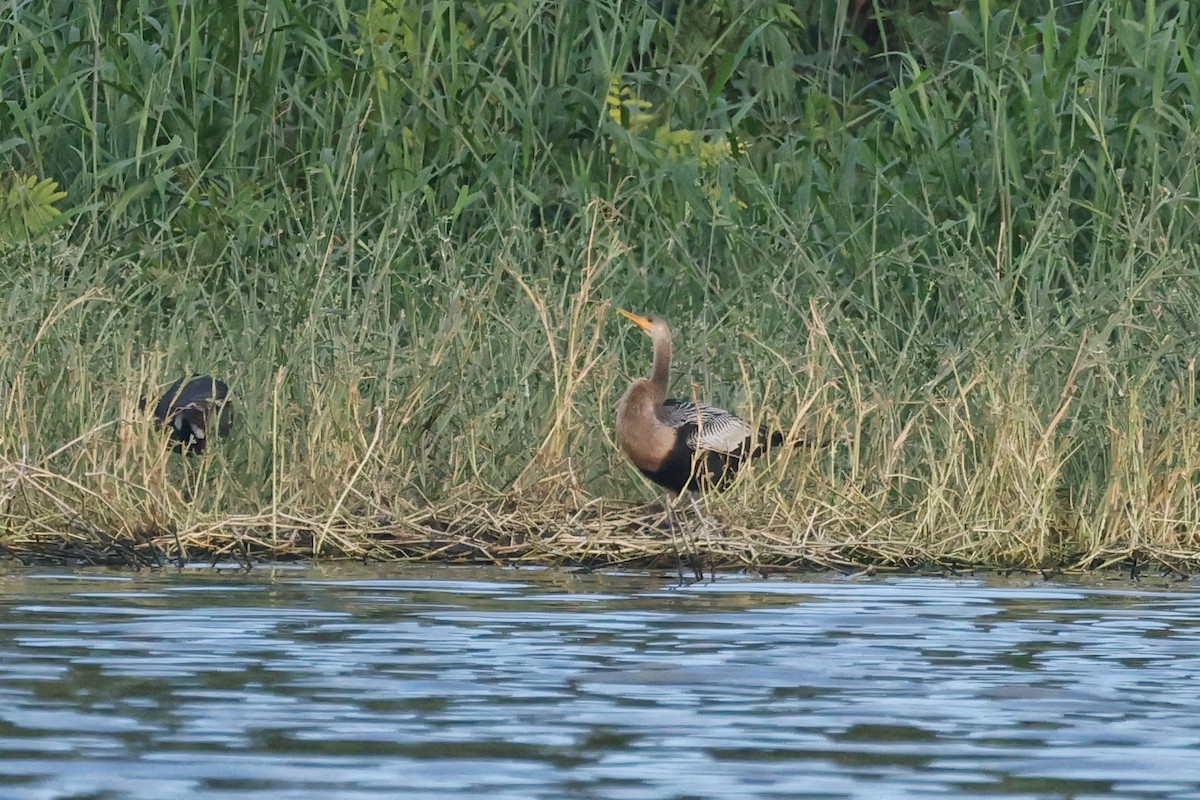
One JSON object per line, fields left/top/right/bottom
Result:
{"left": 618, "top": 327, "right": 679, "bottom": 474}
{"left": 648, "top": 330, "right": 672, "bottom": 403}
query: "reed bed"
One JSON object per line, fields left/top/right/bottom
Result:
{"left": 4, "top": 0, "right": 1200, "bottom": 571}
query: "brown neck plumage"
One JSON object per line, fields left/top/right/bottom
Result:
{"left": 648, "top": 324, "right": 672, "bottom": 402}
{"left": 616, "top": 320, "right": 678, "bottom": 472}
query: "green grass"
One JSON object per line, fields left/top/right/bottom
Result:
{"left": 3, "top": 0, "right": 1200, "bottom": 571}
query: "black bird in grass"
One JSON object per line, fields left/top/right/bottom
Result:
{"left": 151, "top": 375, "right": 233, "bottom": 454}
{"left": 614, "top": 309, "right": 790, "bottom": 495}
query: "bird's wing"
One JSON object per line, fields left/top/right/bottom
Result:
{"left": 660, "top": 398, "right": 753, "bottom": 454}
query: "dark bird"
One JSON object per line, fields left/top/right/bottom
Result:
{"left": 151, "top": 376, "right": 233, "bottom": 454}
{"left": 615, "top": 309, "right": 787, "bottom": 495}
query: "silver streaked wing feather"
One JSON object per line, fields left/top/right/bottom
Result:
{"left": 659, "top": 399, "right": 753, "bottom": 454}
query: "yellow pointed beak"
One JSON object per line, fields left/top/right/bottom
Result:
{"left": 617, "top": 308, "right": 653, "bottom": 331}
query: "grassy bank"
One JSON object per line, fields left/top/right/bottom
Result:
{"left": 3, "top": 0, "right": 1200, "bottom": 571}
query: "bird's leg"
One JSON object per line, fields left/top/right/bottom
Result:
{"left": 661, "top": 496, "right": 686, "bottom": 585}
{"left": 666, "top": 492, "right": 704, "bottom": 583}
{"left": 660, "top": 494, "right": 705, "bottom": 584}
{"left": 686, "top": 493, "right": 717, "bottom": 582}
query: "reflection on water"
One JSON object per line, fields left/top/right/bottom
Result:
{"left": 0, "top": 564, "right": 1199, "bottom": 799}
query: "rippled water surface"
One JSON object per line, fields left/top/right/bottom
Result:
{"left": 1, "top": 564, "right": 1199, "bottom": 799}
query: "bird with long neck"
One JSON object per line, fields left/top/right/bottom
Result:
{"left": 615, "top": 309, "right": 784, "bottom": 495}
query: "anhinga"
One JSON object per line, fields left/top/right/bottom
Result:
{"left": 151, "top": 375, "right": 233, "bottom": 454}
{"left": 615, "top": 309, "right": 785, "bottom": 495}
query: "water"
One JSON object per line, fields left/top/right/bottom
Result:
{"left": 1, "top": 564, "right": 1198, "bottom": 800}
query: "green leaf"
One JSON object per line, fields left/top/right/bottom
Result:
{"left": 0, "top": 174, "right": 67, "bottom": 244}
{"left": 708, "top": 20, "right": 773, "bottom": 108}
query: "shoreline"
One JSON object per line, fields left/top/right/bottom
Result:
{"left": 1, "top": 504, "right": 1192, "bottom": 576}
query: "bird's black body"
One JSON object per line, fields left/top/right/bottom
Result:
{"left": 636, "top": 400, "right": 785, "bottom": 494}
{"left": 151, "top": 375, "right": 233, "bottom": 454}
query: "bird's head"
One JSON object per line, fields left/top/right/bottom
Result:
{"left": 617, "top": 308, "right": 670, "bottom": 341}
